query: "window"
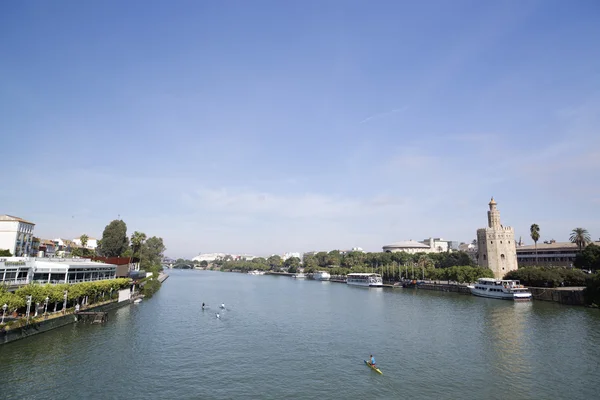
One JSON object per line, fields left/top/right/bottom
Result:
{"left": 501, "top": 254, "right": 505, "bottom": 260}
{"left": 491, "top": 241, "right": 493, "bottom": 244}
{"left": 483, "top": 254, "right": 487, "bottom": 261}
{"left": 500, "top": 241, "right": 503, "bottom": 244}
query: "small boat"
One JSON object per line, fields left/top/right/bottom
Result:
{"left": 133, "top": 298, "right": 142, "bottom": 304}
{"left": 364, "top": 360, "right": 382, "bottom": 375}
{"left": 292, "top": 273, "right": 306, "bottom": 279}
{"left": 313, "top": 271, "right": 331, "bottom": 281}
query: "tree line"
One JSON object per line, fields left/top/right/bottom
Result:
{"left": 75, "top": 219, "right": 167, "bottom": 275}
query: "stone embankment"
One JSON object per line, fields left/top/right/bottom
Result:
{"left": 0, "top": 300, "right": 127, "bottom": 345}
{"left": 529, "top": 286, "right": 585, "bottom": 305}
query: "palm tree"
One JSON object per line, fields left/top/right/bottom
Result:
{"left": 79, "top": 234, "right": 89, "bottom": 249}
{"left": 130, "top": 231, "right": 147, "bottom": 268}
{"left": 530, "top": 224, "right": 540, "bottom": 265}
{"left": 570, "top": 228, "right": 591, "bottom": 252}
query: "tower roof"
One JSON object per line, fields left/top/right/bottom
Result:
{"left": 489, "top": 197, "right": 497, "bottom": 206}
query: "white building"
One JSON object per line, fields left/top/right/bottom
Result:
{"left": 192, "top": 253, "right": 228, "bottom": 263}
{"left": 0, "top": 215, "right": 35, "bottom": 257}
{"left": 0, "top": 257, "right": 117, "bottom": 285}
{"left": 282, "top": 252, "right": 301, "bottom": 261}
{"left": 382, "top": 240, "right": 432, "bottom": 254}
{"left": 73, "top": 237, "right": 98, "bottom": 250}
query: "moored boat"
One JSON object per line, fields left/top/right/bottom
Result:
{"left": 313, "top": 271, "right": 331, "bottom": 281}
{"left": 347, "top": 273, "right": 383, "bottom": 287}
{"left": 248, "top": 270, "right": 265, "bottom": 275}
{"left": 468, "top": 278, "right": 532, "bottom": 300}
{"left": 292, "top": 273, "right": 306, "bottom": 279}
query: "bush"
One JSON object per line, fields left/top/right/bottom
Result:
{"left": 504, "top": 267, "right": 588, "bottom": 287}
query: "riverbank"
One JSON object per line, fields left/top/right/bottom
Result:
{"left": 0, "top": 298, "right": 129, "bottom": 345}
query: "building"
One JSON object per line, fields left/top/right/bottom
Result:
{"left": 282, "top": 252, "right": 301, "bottom": 260}
{"left": 458, "top": 242, "right": 478, "bottom": 263}
{"left": 38, "top": 239, "right": 56, "bottom": 257}
{"left": 516, "top": 240, "right": 600, "bottom": 267}
{"left": 383, "top": 238, "right": 458, "bottom": 254}
{"left": 73, "top": 237, "right": 98, "bottom": 250}
{"left": 476, "top": 197, "right": 518, "bottom": 279}
{"left": 0, "top": 257, "right": 117, "bottom": 285}
{"left": 0, "top": 215, "right": 35, "bottom": 257}
{"left": 382, "top": 240, "right": 432, "bottom": 254}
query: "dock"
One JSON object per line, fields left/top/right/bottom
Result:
{"left": 75, "top": 311, "right": 108, "bottom": 324}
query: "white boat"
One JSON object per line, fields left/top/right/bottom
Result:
{"left": 292, "top": 273, "right": 306, "bottom": 279}
{"left": 346, "top": 273, "right": 383, "bottom": 287}
{"left": 468, "top": 278, "right": 532, "bottom": 301}
{"left": 313, "top": 271, "right": 331, "bottom": 281}
{"left": 248, "top": 270, "right": 265, "bottom": 275}
{"left": 133, "top": 298, "right": 142, "bottom": 304}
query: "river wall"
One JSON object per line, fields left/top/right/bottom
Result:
{"left": 529, "top": 287, "right": 585, "bottom": 305}
{"left": 0, "top": 300, "right": 129, "bottom": 346}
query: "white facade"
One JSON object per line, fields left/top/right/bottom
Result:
{"left": 192, "top": 253, "right": 227, "bottom": 262}
{"left": 73, "top": 237, "right": 98, "bottom": 250}
{"left": 0, "top": 215, "right": 35, "bottom": 257}
{"left": 382, "top": 240, "right": 433, "bottom": 254}
{"left": 0, "top": 257, "right": 117, "bottom": 285}
{"left": 476, "top": 198, "right": 518, "bottom": 279}
{"left": 282, "top": 252, "right": 301, "bottom": 261}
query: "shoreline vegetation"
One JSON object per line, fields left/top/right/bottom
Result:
{"left": 0, "top": 278, "right": 131, "bottom": 331}
{"left": 176, "top": 249, "right": 599, "bottom": 307}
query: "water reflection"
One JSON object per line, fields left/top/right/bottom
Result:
{"left": 482, "top": 300, "right": 534, "bottom": 395}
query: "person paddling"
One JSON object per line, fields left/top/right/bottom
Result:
{"left": 369, "top": 354, "right": 376, "bottom": 367}
{"left": 202, "top": 302, "right": 205, "bottom": 309}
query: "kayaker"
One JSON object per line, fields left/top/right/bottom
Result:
{"left": 369, "top": 355, "right": 376, "bottom": 367}
{"left": 202, "top": 302, "right": 205, "bottom": 309}
{"left": 221, "top": 303, "right": 225, "bottom": 309}
{"left": 216, "top": 313, "right": 220, "bottom": 319}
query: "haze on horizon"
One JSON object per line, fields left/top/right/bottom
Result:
{"left": 1, "top": 1, "right": 599, "bottom": 259}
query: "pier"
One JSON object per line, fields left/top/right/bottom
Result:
{"left": 75, "top": 311, "right": 109, "bottom": 324}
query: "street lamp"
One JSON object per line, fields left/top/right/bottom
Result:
{"left": 26, "top": 295, "right": 32, "bottom": 323}
{"left": 63, "top": 290, "right": 68, "bottom": 314}
{"left": 44, "top": 296, "right": 49, "bottom": 317}
{"left": 1, "top": 303, "right": 7, "bottom": 324}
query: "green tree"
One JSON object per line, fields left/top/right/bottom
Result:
{"left": 80, "top": 234, "right": 89, "bottom": 249}
{"left": 530, "top": 224, "right": 540, "bottom": 265}
{"left": 570, "top": 228, "right": 592, "bottom": 252}
{"left": 98, "top": 220, "right": 129, "bottom": 257}
{"left": 130, "top": 231, "right": 147, "bottom": 259}
{"left": 200, "top": 260, "right": 208, "bottom": 267}
{"left": 267, "top": 255, "right": 282, "bottom": 270}
{"left": 140, "top": 236, "right": 166, "bottom": 273}
{"left": 0, "top": 249, "right": 13, "bottom": 257}
{"left": 326, "top": 250, "right": 341, "bottom": 266}
{"left": 284, "top": 256, "right": 301, "bottom": 269}
{"left": 302, "top": 253, "right": 319, "bottom": 269}
{"left": 574, "top": 243, "right": 600, "bottom": 271}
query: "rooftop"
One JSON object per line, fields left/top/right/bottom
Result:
{"left": 0, "top": 214, "right": 35, "bottom": 225}
{"left": 516, "top": 241, "right": 600, "bottom": 252}
{"left": 383, "top": 240, "right": 431, "bottom": 249}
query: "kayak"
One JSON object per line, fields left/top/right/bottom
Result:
{"left": 364, "top": 360, "right": 383, "bottom": 375}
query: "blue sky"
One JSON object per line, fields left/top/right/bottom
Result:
{"left": 1, "top": 1, "right": 599, "bottom": 258}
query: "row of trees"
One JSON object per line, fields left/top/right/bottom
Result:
{"left": 215, "top": 250, "right": 475, "bottom": 273}
{"left": 0, "top": 278, "right": 131, "bottom": 315}
{"left": 76, "top": 220, "right": 166, "bottom": 274}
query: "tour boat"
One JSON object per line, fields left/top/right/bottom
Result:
{"left": 346, "top": 273, "right": 383, "bottom": 287}
{"left": 292, "top": 273, "right": 306, "bottom": 279}
{"left": 313, "top": 271, "right": 331, "bottom": 281}
{"left": 133, "top": 298, "right": 142, "bottom": 304}
{"left": 468, "top": 278, "right": 532, "bottom": 301}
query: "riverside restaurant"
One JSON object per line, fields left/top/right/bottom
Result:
{"left": 0, "top": 257, "right": 118, "bottom": 286}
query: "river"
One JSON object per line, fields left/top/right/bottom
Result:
{"left": 1, "top": 270, "right": 598, "bottom": 399}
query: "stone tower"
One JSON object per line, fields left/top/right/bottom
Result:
{"left": 476, "top": 197, "right": 518, "bottom": 279}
